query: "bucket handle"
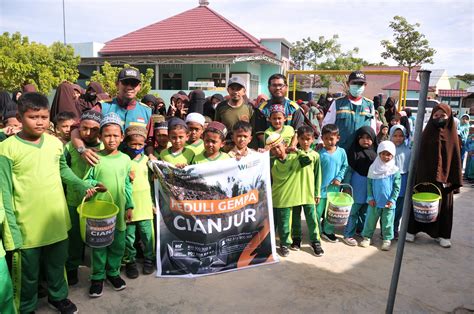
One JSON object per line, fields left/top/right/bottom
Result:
{"left": 334, "top": 183, "right": 353, "bottom": 196}
{"left": 413, "top": 182, "right": 442, "bottom": 198}
{"left": 79, "top": 189, "right": 114, "bottom": 217}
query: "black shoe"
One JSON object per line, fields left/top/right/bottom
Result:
{"left": 143, "top": 259, "right": 155, "bottom": 275}
{"left": 67, "top": 269, "right": 79, "bottom": 286}
{"left": 279, "top": 246, "right": 290, "bottom": 257}
{"left": 311, "top": 242, "right": 324, "bottom": 257}
{"left": 125, "top": 262, "right": 139, "bottom": 279}
{"left": 89, "top": 280, "right": 103, "bottom": 298}
{"left": 107, "top": 275, "right": 126, "bottom": 291}
{"left": 48, "top": 298, "right": 78, "bottom": 314}
{"left": 290, "top": 238, "right": 301, "bottom": 251}
{"left": 321, "top": 232, "right": 338, "bottom": 243}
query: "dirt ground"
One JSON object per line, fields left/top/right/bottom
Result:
{"left": 36, "top": 182, "right": 474, "bottom": 313}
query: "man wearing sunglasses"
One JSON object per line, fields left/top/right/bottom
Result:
{"left": 71, "top": 68, "right": 152, "bottom": 166}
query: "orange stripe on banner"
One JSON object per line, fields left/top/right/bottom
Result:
{"left": 237, "top": 219, "right": 271, "bottom": 268}
{"left": 170, "top": 190, "right": 258, "bottom": 216}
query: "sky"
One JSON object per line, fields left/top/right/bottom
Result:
{"left": 1, "top": 0, "right": 473, "bottom": 76}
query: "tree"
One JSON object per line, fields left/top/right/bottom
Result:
{"left": 454, "top": 73, "right": 474, "bottom": 85}
{"left": 0, "top": 32, "right": 80, "bottom": 94}
{"left": 290, "top": 38, "right": 312, "bottom": 70}
{"left": 381, "top": 16, "right": 436, "bottom": 79}
{"left": 88, "top": 62, "right": 154, "bottom": 99}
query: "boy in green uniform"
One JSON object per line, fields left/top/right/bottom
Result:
{"left": 264, "top": 104, "right": 297, "bottom": 150}
{"left": 290, "top": 126, "right": 324, "bottom": 256}
{"left": 54, "top": 111, "right": 76, "bottom": 145}
{"left": 228, "top": 121, "right": 257, "bottom": 160}
{"left": 192, "top": 121, "right": 230, "bottom": 164}
{"left": 185, "top": 112, "right": 205, "bottom": 155}
{"left": 122, "top": 126, "right": 155, "bottom": 278}
{"left": 0, "top": 193, "right": 16, "bottom": 314}
{"left": 153, "top": 121, "right": 169, "bottom": 158}
{"left": 0, "top": 111, "right": 22, "bottom": 142}
{"left": 0, "top": 93, "right": 97, "bottom": 313}
{"left": 64, "top": 110, "right": 103, "bottom": 285}
{"left": 159, "top": 118, "right": 195, "bottom": 167}
{"left": 85, "top": 112, "right": 134, "bottom": 298}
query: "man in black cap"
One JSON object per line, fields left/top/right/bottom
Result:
{"left": 322, "top": 70, "right": 376, "bottom": 150}
{"left": 71, "top": 68, "right": 153, "bottom": 165}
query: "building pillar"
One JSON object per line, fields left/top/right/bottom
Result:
{"left": 155, "top": 64, "right": 160, "bottom": 90}
{"left": 225, "top": 64, "right": 230, "bottom": 85}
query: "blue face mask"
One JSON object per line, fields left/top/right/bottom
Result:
{"left": 124, "top": 146, "right": 144, "bottom": 159}
{"left": 349, "top": 84, "right": 365, "bottom": 97}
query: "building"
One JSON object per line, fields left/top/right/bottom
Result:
{"left": 72, "top": 1, "right": 291, "bottom": 101}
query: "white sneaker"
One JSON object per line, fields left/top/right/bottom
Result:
{"left": 381, "top": 240, "right": 391, "bottom": 251}
{"left": 405, "top": 233, "right": 415, "bottom": 243}
{"left": 438, "top": 238, "right": 451, "bottom": 248}
{"left": 342, "top": 237, "right": 358, "bottom": 246}
{"left": 359, "top": 237, "right": 371, "bottom": 248}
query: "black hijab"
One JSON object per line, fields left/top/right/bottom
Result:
{"left": 384, "top": 96, "right": 397, "bottom": 123}
{"left": 188, "top": 89, "right": 206, "bottom": 115}
{"left": 0, "top": 91, "right": 16, "bottom": 119}
{"left": 400, "top": 116, "right": 411, "bottom": 138}
{"left": 347, "top": 126, "right": 377, "bottom": 176}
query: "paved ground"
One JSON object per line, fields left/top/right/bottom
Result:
{"left": 36, "top": 181, "right": 474, "bottom": 313}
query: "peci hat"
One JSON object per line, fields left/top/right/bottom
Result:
{"left": 100, "top": 112, "right": 123, "bottom": 130}
{"left": 154, "top": 121, "right": 168, "bottom": 131}
{"left": 185, "top": 112, "right": 205, "bottom": 126}
{"left": 227, "top": 76, "right": 246, "bottom": 89}
{"left": 206, "top": 121, "right": 228, "bottom": 138}
{"left": 125, "top": 125, "right": 147, "bottom": 139}
{"left": 348, "top": 70, "right": 366, "bottom": 83}
{"left": 265, "top": 133, "right": 283, "bottom": 148}
{"left": 269, "top": 103, "right": 285, "bottom": 115}
{"left": 118, "top": 68, "right": 141, "bottom": 83}
{"left": 167, "top": 117, "right": 188, "bottom": 130}
{"left": 80, "top": 110, "right": 102, "bottom": 124}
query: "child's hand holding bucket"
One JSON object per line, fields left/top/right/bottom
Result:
{"left": 126, "top": 208, "right": 133, "bottom": 222}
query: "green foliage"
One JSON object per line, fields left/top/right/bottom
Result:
{"left": 0, "top": 32, "right": 80, "bottom": 94}
{"left": 88, "top": 62, "right": 154, "bottom": 99}
{"left": 290, "top": 35, "right": 342, "bottom": 70}
{"left": 381, "top": 16, "right": 436, "bottom": 77}
{"left": 454, "top": 73, "right": 474, "bottom": 85}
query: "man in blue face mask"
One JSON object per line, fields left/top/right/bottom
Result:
{"left": 322, "top": 70, "right": 376, "bottom": 150}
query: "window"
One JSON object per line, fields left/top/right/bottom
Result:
{"left": 211, "top": 73, "right": 226, "bottom": 87}
{"left": 162, "top": 73, "right": 182, "bottom": 90}
{"left": 281, "top": 43, "right": 290, "bottom": 59}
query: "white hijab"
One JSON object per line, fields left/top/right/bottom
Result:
{"left": 367, "top": 141, "right": 399, "bottom": 179}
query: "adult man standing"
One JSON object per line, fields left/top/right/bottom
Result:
{"left": 72, "top": 68, "right": 152, "bottom": 165}
{"left": 254, "top": 74, "right": 306, "bottom": 141}
{"left": 214, "top": 77, "right": 254, "bottom": 131}
{"left": 322, "top": 71, "right": 376, "bottom": 150}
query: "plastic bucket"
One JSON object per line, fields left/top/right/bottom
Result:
{"left": 412, "top": 183, "right": 441, "bottom": 223}
{"left": 326, "top": 184, "right": 354, "bottom": 226}
{"left": 77, "top": 191, "right": 119, "bottom": 248}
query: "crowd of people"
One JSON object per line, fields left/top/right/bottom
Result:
{"left": 0, "top": 69, "right": 471, "bottom": 313}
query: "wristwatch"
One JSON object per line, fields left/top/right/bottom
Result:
{"left": 77, "top": 146, "right": 87, "bottom": 154}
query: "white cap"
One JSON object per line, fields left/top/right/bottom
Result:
{"left": 185, "top": 112, "right": 205, "bottom": 126}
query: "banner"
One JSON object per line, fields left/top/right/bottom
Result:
{"left": 151, "top": 152, "right": 279, "bottom": 277}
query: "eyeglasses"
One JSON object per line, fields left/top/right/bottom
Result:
{"left": 121, "top": 79, "right": 140, "bottom": 87}
{"left": 269, "top": 84, "right": 287, "bottom": 89}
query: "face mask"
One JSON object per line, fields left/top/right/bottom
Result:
{"left": 84, "top": 92, "right": 97, "bottom": 102}
{"left": 124, "top": 146, "right": 144, "bottom": 159}
{"left": 349, "top": 85, "right": 365, "bottom": 98}
{"left": 432, "top": 118, "right": 447, "bottom": 128}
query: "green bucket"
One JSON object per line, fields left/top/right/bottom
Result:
{"left": 326, "top": 184, "right": 354, "bottom": 226}
{"left": 412, "top": 183, "right": 441, "bottom": 223}
{"left": 77, "top": 191, "right": 119, "bottom": 248}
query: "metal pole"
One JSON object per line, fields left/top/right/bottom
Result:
{"left": 62, "top": 0, "right": 66, "bottom": 44}
{"left": 385, "top": 70, "right": 431, "bottom": 313}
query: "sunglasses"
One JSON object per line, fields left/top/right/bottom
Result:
{"left": 121, "top": 79, "right": 140, "bottom": 87}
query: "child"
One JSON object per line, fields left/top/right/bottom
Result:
{"left": 159, "top": 118, "right": 195, "bottom": 167}
{"left": 64, "top": 110, "right": 103, "bottom": 285}
{"left": 290, "top": 126, "right": 324, "bottom": 256}
{"left": 390, "top": 125, "right": 411, "bottom": 239}
{"left": 228, "top": 120, "right": 257, "bottom": 160}
{"left": 0, "top": 111, "right": 22, "bottom": 142}
{"left": 192, "top": 121, "right": 230, "bottom": 164}
{"left": 465, "top": 127, "right": 474, "bottom": 184}
{"left": 264, "top": 104, "right": 297, "bottom": 150}
{"left": 268, "top": 133, "right": 323, "bottom": 257}
{"left": 122, "top": 126, "right": 155, "bottom": 278}
{"left": 360, "top": 141, "right": 401, "bottom": 251}
{"left": 317, "top": 124, "right": 348, "bottom": 242}
{"left": 85, "top": 112, "right": 134, "bottom": 298}
{"left": 342, "top": 126, "right": 377, "bottom": 246}
{"left": 376, "top": 124, "right": 389, "bottom": 144}
{"left": 459, "top": 114, "right": 470, "bottom": 165}
{"left": 185, "top": 112, "right": 205, "bottom": 155}
{"left": 153, "top": 121, "right": 169, "bottom": 157}
{"left": 0, "top": 194, "right": 16, "bottom": 313}
{"left": 54, "top": 111, "right": 76, "bottom": 144}
{"left": 0, "top": 92, "right": 96, "bottom": 313}
{"left": 389, "top": 113, "right": 401, "bottom": 131}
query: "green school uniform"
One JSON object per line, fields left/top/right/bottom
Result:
{"left": 186, "top": 139, "right": 205, "bottom": 155}
{"left": 159, "top": 147, "right": 195, "bottom": 165}
{"left": 264, "top": 125, "right": 295, "bottom": 146}
{"left": 192, "top": 151, "right": 230, "bottom": 164}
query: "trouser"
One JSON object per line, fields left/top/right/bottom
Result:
{"left": 343, "top": 203, "right": 368, "bottom": 238}
{"left": 13, "top": 239, "right": 69, "bottom": 313}
{"left": 90, "top": 230, "right": 126, "bottom": 281}
{"left": 124, "top": 220, "right": 155, "bottom": 263}
{"left": 66, "top": 205, "right": 84, "bottom": 272}
{"left": 362, "top": 206, "right": 395, "bottom": 241}
{"left": 393, "top": 197, "right": 404, "bottom": 235}
{"left": 291, "top": 204, "right": 321, "bottom": 243}
{"left": 316, "top": 198, "right": 335, "bottom": 235}
{"left": 0, "top": 256, "right": 15, "bottom": 314}
{"left": 275, "top": 208, "right": 292, "bottom": 247}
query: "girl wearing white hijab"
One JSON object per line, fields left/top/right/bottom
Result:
{"left": 360, "top": 141, "right": 401, "bottom": 251}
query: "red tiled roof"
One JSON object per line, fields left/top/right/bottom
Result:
{"left": 438, "top": 89, "right": 470, "bottom": 97}
{"left": 100, "top": 6, "right": 275, "bottom": 56}
{"left": 382, "top": 80, "right": 421, "bottom": 91}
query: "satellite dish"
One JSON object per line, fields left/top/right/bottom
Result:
{"left": 199, "top": 0, "right": 209, "bottom": 6}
